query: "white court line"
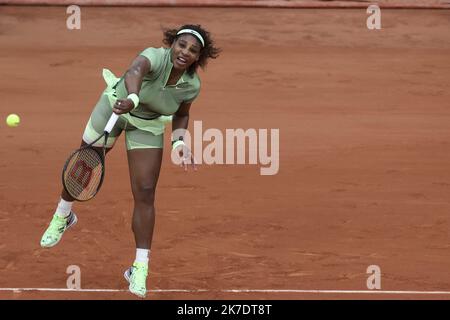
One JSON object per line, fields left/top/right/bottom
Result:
{"left": 222, "top": 289, "right": 450, "bottom": 295}
{"left": 0, "top": 288, "right": 206, "bottom": 293}
{"left": 1, "top": 288, "right": 450, "bottom": 295}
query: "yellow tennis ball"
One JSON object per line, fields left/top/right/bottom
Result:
{"left": 6, "top": 114, "right": 20, "bottom": 127}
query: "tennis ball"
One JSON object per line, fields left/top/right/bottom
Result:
{"left": 6, "top": 114, "right": 20, "bottom": 127}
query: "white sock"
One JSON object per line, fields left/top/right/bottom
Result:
{"left": 134, "top": 248, "right": 150, "bottom": 264}
{"left": 55, "top": 198, "right": 73, "bottom": 218}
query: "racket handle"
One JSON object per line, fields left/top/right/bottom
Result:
{"left": 104, "top": 113, "right": 119, "bottom": 134}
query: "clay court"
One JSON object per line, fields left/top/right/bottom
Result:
{"left": 0, "top": 2, "right": 450, "bottom": 299}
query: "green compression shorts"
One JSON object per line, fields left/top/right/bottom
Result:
{"left": 82, "top": 93, "right": 165, "bottom": 150}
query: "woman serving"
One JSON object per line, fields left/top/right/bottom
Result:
{"left": 40, "top": 24, "right": 220, "bottom": 298}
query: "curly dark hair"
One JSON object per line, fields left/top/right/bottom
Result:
{"left": 163, "top": 24, "right": 221, "bottom": 76}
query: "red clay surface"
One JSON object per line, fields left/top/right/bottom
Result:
{"left": 0, "top": 7, "right": 450, "bottom": 300}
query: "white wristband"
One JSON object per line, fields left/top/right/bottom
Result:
{"left": 127, "top": 93, "right": 139, "bottom": 109}
{"left": 172, "top": 140, "right": 185, "bottom": 151}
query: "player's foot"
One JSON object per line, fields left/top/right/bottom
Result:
{"left": 124, "top": 262, "right": 148, "bottom": 298}
{"left": 40, "top": 212, "right": 77, "bottom": 248}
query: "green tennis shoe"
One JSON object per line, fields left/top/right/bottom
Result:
{"left": 40, "top": 212, "right": 77, "bottom": 248}
{"left": 124, "top": 262, "right": 148, "bottom": 298}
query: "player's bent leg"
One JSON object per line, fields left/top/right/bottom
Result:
{"left": 41, "top": 93, "right": 123, "bottom": 248}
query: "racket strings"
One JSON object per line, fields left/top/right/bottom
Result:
{"left": 64, "top": 148, "right": 104, "bottom": 201}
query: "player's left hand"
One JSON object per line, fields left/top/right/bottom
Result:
{"left": 175, "top": 145, "right": 197, "bottom": 171}
{"left": 113, "top": 99, "right": 134, "bottom": 114}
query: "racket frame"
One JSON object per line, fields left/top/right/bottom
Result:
{"left": 61, "top": 113, "right": 118, "bottom": 202}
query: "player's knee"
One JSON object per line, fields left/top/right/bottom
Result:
{"left": 132, "top": 184, "right": 156, "bottom": 204}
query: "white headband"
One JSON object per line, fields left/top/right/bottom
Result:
{"left": 176, "top": 29, "right": 205, "bottom": 47}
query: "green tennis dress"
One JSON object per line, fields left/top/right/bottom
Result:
{"left": 82, "top": 47, "right": 201, "bottom": 150}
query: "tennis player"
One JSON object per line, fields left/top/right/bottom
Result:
{"left": 39, "top": 24, "right": 220, "bottom": 298}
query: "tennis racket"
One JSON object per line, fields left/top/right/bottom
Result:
{"left": 61, "top": 113, "right": 119, "bottom": 201}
